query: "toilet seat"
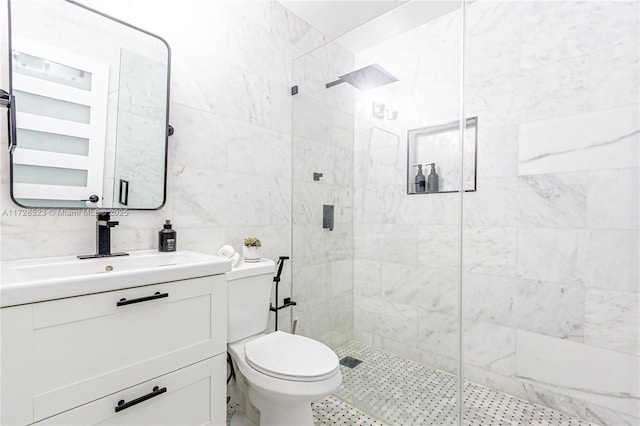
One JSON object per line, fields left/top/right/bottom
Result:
{"left": 244, "top": 331, "right": 339, "bottom": 382}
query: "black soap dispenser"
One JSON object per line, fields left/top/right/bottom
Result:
{"left": 426, "top": 163, "right": 439, "bottom": 192}
{"left": 413, "top": 164, "right": 426, "bottom": 193}
{"left": 159, "top": 220, "right": 177, "bottom": 252}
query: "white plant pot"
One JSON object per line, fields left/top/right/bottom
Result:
{"left": 243, "top": 246, "right": 261, "bottom": 261}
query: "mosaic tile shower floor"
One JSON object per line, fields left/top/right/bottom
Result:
{"left": 332, "top": 341, "right": 596, "bottom": 426}
{"left": 228, "top": 341, "right": 597, "bottom": 426}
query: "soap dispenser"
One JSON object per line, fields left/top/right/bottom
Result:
{"left": 413, "top": 164, "right": 426, "bottom": 193}
{"left": 159, "top": 220, "right": 177, "bottom": 252}
{"left": 426, "top": 163, "right": 439, "bottom": 192}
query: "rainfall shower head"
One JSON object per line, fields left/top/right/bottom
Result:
{"left": 325, "top": 64, "right": 398, "bottom": 91}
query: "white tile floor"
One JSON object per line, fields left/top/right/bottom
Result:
{"left": 227, "top": 341, "right": 599, "bottom": 426}
{"left": 333, "top": 341, "right": 598, "bottom": 426}
{"left": 313, "top": 396, "right": 386, "bottom": 426}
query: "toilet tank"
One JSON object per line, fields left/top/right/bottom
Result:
{"left": 226, "top": 258, "right": 276, "bottom": 343}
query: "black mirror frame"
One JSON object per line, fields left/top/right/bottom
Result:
{"left": 5, "top": 0, "right": 172, "bottom": 211}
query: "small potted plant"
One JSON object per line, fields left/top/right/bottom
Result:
{"left": 243, "top": 237, "right": 262, "bottom": 262}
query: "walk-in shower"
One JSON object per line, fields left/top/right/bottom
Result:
{"left": 291, "top": 1, "right": 640, "bottom": 425}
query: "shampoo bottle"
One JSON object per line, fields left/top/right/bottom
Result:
{"left": 426, "top": 163, "right": 439, "bottom": 192}
{"left": 413, "top": 164, "right": 426, "bottom": 193}
{"left": 159, "top": 220, "right": 177, "bottom": 252}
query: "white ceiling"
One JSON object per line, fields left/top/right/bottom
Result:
{"left": 279, "top": 1, "right": 408, "bottom": 41}
{"left": 279, "top": 1, "right": 461, "bottom": 52}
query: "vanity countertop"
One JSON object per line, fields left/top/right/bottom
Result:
{"left": 0, "top": 250, "right": 231, "bottom": 308}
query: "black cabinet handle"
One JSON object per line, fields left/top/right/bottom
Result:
{"left": 117, "top": 291, "right": 168, "bottom": 307}
{"left": 115, "top": 386, "right": 167, "bottom": 413}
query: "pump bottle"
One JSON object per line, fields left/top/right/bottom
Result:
{"left": 413, "top": 164, "right": 426, "bottom": 193}
{"left": 159, "top": 220, "right": 177, "bottom": 252}
{"left": 426, "top": 163, "right": 439, "bottom": 192}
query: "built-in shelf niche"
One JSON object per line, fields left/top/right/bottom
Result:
{"left": 407, "top": 117, "right": 478, "bottom": 194}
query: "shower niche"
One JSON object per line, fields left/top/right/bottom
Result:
{"left": 407, "top": 117, "right": 478, "bottom": 194}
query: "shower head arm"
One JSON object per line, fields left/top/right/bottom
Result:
{"left": 325, "top": 78, "right": 346, "bottom": 89}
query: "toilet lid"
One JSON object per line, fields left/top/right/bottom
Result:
{"left": 245, "top": 331, "right": 339, "bottom": 381}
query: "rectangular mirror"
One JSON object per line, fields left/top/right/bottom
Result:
{"left": 407, "top": 117, "right": 478, "bottom": 194}
{"left": 7, "top": 0, "right": 170, "bottom": 209}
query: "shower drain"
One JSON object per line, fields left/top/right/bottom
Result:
{"left": 339, "top": 356, "right": 363, "bottom": 368}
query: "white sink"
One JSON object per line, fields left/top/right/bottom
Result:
{"left": 0, "top": 250, "right": 231, "bottom": 307}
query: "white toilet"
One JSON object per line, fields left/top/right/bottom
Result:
{"left": 226, "top": 258, "right": 342, "bottom": 426}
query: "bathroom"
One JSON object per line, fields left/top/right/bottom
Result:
{"left": 0, "top": 0, "right": 638, "bottom": 425}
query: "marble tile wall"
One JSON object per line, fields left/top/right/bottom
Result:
{"left": 291, "top": 38, "right": 355, "bottom": 348}
{"left": 0, "top": 0, "right": 330, "bottom": 333}
{"left": 518, "top": 104, "right": 639, "bottom": 176}
{"left": 352, "top": 1, "right": 639, "bottom": 425}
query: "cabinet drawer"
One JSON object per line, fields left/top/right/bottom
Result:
{"left": 1, "top": 275, "right": 227, "bottom": 424}
{"left": 35, "top": 355, "right": 227, "bottom": 426}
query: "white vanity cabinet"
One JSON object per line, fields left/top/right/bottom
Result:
{"left": 1, "top": 274, "right": 228, "bottom": 426}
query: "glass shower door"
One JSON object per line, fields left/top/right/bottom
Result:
{"left": 291, "top": 2, "right": 466, "bottom": 423}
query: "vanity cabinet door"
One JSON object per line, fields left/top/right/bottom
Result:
{"left": 34, "top": 355, "right": 227, "bottom": 426}
{"left": 0, "top": 274, "right": 227, "bottom": 424}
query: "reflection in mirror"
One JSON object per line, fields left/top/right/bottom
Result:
{"left": 114, "top": 49, "right": 168, "bottom": 208}
{"left": 8, "top": 0, "right": 170, "bottom": 209}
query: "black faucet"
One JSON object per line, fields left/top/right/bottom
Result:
{"left": 78, "top": 212, "right": 129, "bottom": 259}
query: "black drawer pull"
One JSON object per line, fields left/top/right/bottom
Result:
{"left": 115, "top": 386, "right": 167, "bottom": 413}
{"left": 117, "top": 292, "right": 168, "bottom": 306}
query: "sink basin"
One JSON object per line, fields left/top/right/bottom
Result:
{"left": 0, "top": 250, "right": 232, "bottom": 307}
